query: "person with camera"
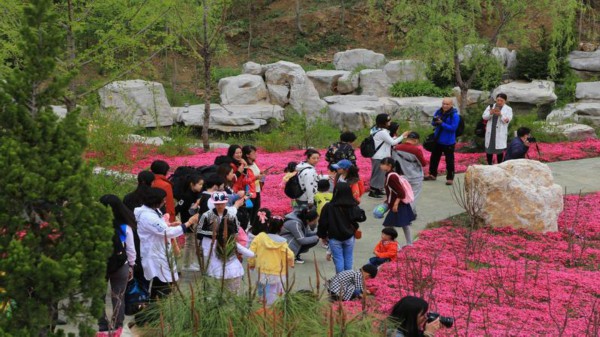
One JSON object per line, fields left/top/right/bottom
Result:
{"left": 388, "top": 296, "right": 453, "bottom": 337}
{"left": 505, "top": 127, "right": 534, "bottom": 161}
{"left": 482, "top": 93, "right": 513, "bottom": 165}
{"left": 425, "top": 98, "right": 459, "bottom": 186}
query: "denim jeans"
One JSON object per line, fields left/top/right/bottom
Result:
{"left": 369, "top": 257, "right": 391, "bottom": 267}
{"left": 328, "top": 237, "right": 355, "bottom": 273}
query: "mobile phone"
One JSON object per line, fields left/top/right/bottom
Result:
{"left": 263, "top": 165, "right": 275, "bottom": 172}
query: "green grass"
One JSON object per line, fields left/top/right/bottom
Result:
{"left": 85, "top": 110, "right": 136, "bottom": 167}
{"left": 89, "top": 171, "right": 137, "bottom": 201}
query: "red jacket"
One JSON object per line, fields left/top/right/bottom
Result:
{"left": 231, "top": 163, "right": 256, "bottom": 196}
{"left": 384, "top": 172, "right": 406, "bottom": 207}
{"left": 374, "top": 240, "right": 398, "bottom": 261}
{"left": 152, "top": 175, "right": 176, "bottom": 220}
{"left": 395, "top": 143, "right": 428, "bottom": 166}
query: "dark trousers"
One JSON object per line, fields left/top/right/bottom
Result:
{"left": 486, "top": 153, "right": 504, "bottom": 165}
{"left": 98, "top": 263, "right": 130, "bottom": 330}
{"left": 250, "top": 192, "right": 261, "bottom": 227}
{"left": 429, "top": 143, "right": 455, "bottom": 180}
{"left": 149, "top": 277, "right": 172, "bottom": 300}
{"left": 297, "top": 239, "right": 319, "bottom": 257}
{"left": 369, "top": 257, "right": 391, "bottom": 267}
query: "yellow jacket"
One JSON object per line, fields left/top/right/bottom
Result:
{"left": 248, "top": 232, "right": 294, "bottom": 276}
{"left": 314, "top": 192, "right": 333, "bottom": 215}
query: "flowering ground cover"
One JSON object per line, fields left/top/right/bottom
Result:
{"left": 350, "top": 193, "right": 600, "bottom": 336}
{"left": 121, "top": 139, "right": 600, "bottom": 216}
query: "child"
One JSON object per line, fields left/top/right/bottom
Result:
{"left": 248, "top": 217, "right": 295, "bottom": 305}
{"left": 369, "top": 227, "right": 399, "bottom": 267}
{"left": 314, "top": 179, "right": 333, "bottom": 215}
{"left": 206, "top": 218, "right": 255, "bottom": 293}
{"left": 327, "top": 264, "right": 378, "bottom": 301}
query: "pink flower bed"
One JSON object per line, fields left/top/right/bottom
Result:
{"left": 353, "top": 193, "right": 600, "bottom": 336}
{"left": 121, "top": 139, "right": 600, "bottom": 216}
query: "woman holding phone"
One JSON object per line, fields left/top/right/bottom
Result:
{"left": 242, "top": 145, "right": 271, "bottom": 226}
{"left": 482, "top": 93, "right": 513, "bottom": 165}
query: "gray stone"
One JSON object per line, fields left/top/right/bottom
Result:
{"left": 333, "top": 49, "right": 387, "bottom": 71}
{"left": 452, "top": 87, "right": 490, "bottom": 107}
{"left": 546, "top": 102, "right": 600, "bottom": 126}
{"left": 264, "top": 61, "right": 327, "bottom": 116}
{"left": 337, "top": 72, "right": 360, "bottom": 94}
{"left": 555, "top": 123, "right": 597, "bottom": 141}
{"left": 218, "top": 74, "right": 268, "bottom": 105}
{"left": 175, "top": 103, "right": 283, "bottom": 131}
{"left": 327, "top": 103, "right": 383, "bottom": 131}
{"left": 242, "top": 61, "right": 264, "bottom": 76}
{"left": 306, "top": 70, "right": 350, "bottom": 97}
{"left": 491, "top": 80, "right": 557, "bottom": 115}
{"left": 492, "top": 47, "right": 518, "bottom": 75}
{"left": 98, "top": 80, "right": 173, "bottom": 127}
{"left": 359, "top": 69, "right": 391, "bottom": 97}
{"left": 384, "top": 60, "right": 426, "bottom": 83}
{"left": 387, "top": 96, "right": 459, "bottom": 123}
{"left": 569, "top": 50, "right": 600, "bottom": 72}
{"left": 575, "top": 81, "right": 600, "bottom": 100}
{"left": 125, "top": 134, "right": 170, "bottom": 146}
{"left": 323, "top": 95, "right": 379, "bottom": 104}
{"left": 267, "top": 84, "right": 290, "bottom": 106}
{"left": 51, "top": 105, "right": 67, "bottom": 118}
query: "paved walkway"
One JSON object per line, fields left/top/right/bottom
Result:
{"left": 60, "top": 157, "right": 600, "bottom": 336}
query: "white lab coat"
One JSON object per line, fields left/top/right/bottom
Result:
{"left": 483, "top": 104, "right": 513, "bottom": 150}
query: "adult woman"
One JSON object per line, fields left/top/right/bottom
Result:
{"left": 332, "top": 159, "right": 365, "bottom": 203}
{"left": 174, "top": 174, "right": 204, "bottom": 272}
{"left": 98, "top": 195, "right": 137, "bottom": 332}
{"left": 216, "top": 163, "right": 237, "bottom": 195}
{"left": 380, "top": 157, "right": 415, "bottom": 246}
{"left": 242, "top": 145, "right": 265, "bottom": 225}
{"left": 227, "top": 144, "right": 256, "bottom": 196}
{"left": 135, "top": 188, "right": 199, "bottom": 299}
{"left": 280, "top": 209, "right": 319, "bottom": 264}
{"left": 295, "top": 149, "right": 320, "bottom": 210}
{"left": 388, "top": 296, "right": 441, "bottom": 337}
{"left": 317, "top": 182, "right": 366, "bottom": 273}
{"left": 483, "top": 93, "right": 513, "bottom": 165}
{"left": 369, "top": 113, "right": 408, "bottom": 198}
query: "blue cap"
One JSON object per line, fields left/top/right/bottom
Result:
{"left": 332, "top": 159, "right": 353, "bottom": 170}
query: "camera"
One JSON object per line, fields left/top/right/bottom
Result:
{"left": 527, "top": 136, "right": 536, "bottom": 143}
{"left": 427, "top": 312, "right": 454, "bottom": 328}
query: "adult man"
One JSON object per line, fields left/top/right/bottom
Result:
{"left": 325, "top": 131, "right": 357, "bottom": 165}
{"left": 505, "top": 127, "right": 532, "bottom": 161}
{"left": 424, "top": 98, "right": 459, "bottom": 186}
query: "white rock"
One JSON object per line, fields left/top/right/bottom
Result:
{"left": 384, "top": 60, "right": 426, "bottom": 83}
{"left": 546, "top": 102, "right": 600, "bottom": 126}
{"left": 264, "top": 61, "right": 327, "bottom": 116}
{"left": 337, "top": 72, "right": 360, "bottom": 94}
{"left": 267, "top": 84, "right": 290, "bottom": 106}
{"left": 452, "top": 87, "right": 490, "bottom": 107}
{"left": 125, "top": 134, "right": 171, "bottom": 146}
{"left": 575, "top": 81, "right": 600, "bottom": 100}
{"left": 359, "top": 69, "right": 391, "bottom": 97}
{"left": 242, "top": 61, "right": 264, "bottom": 76}
{"left": 323, "top": 95, "right": 379, "bottom": 104}
{"left": 554, "top": 123, "right": 597, "bottom": 141}
{"left": 218, "top": 74, "right": 268, "bottom": 105}
{"left": 333, "top": 49, "right": 387, "bottom": 71}
{"left": 546, "top": 104, "right": 577, "bottom": 123}
{"left": 569, "top": 50, "right": 600, "bottom": 72}
{"left": 492, "top": 80, "right": 557, "bottom": 106}
{"left": 465, "top": 159, "right": 563, "bottom": 233}
{"left": 98, "top": 80, "right": 173, "bottom": 127}
{"left": 387, "top": 96, "right": 459, "bottom": 123}
{"left": 306, "top": 70, "right": 350, "bottom": 97}
{"left": 492, "top": 47, "right": 518, "bottom": 73}
{"left": 175, "top": 103, "right": 283, "bottom": 131}
{"left": 327, "top": 103, "right": 383, "bottom": 131}
{"left": 51, "top": 105, "right": 67, "bottom": 118}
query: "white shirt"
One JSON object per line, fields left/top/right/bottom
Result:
{"left": 372, "top": 128, "right": 404, "bottom": 160}
{"left": 207, "top": 242, "right": 255, "bottom": 279}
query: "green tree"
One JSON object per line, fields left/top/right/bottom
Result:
{"left": 370, "top": 0, "right": 579, "bottom": 114}
{"left": 0, "top": 0, "right": 112, "bottom": 335}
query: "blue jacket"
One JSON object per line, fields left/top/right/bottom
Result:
{"left": 431, "top": 107, "right": 459, "bottom": 146}
{"left": 505, "top": 137, "right": 529, "bottom": 160}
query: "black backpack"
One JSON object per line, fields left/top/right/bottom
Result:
{"left": 360, "top": 130, "right": 384, "bottom": 158}
{"left": 106, "top": 224, "right": 127, "bottom": 275}
{"left": 455, "top": 114, "right": 465, "bottom": 137}
{"left": 170, "top": 165, "right": 218, "bottom": 200}
{"left": 284, "top": 168, "right": 309, "bottom": 199}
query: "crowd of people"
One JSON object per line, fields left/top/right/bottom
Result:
{"left": 97, "top": 94, "right": 529, "bottom": 335}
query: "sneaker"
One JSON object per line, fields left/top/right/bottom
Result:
{"left": 375, "top": 189, "right": 386, "bottom": 197}
{"left": 294, "top": 256, "right": 305, "bottom": 264}
{"left": 445, "top": 180, "right": 453, "bottom": 186}
{"left": 424, "top": 175, "right": 437, "bottom": 181}
{"left": 368, "top": 191, "right": 383, "bottom": 199}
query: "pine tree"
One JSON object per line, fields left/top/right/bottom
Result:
{"left": 0, "top": 0, "right": 112, "bottom": 335}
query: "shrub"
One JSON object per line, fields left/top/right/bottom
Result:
{"left": 554, "top": 70, "right": 581, "bottom": 108}
{"left": 462, "top": 57, "right": 503, "bottom": 91}
{"left": 390, "top": 80, "right": 452, "bottom": 97}
{"left": 86, "top": 110, "right": 135, "bottom": 167}
{"left": 156, "top": 125, "right": 195, "bottom": 156}
{"left": 290, "top": 41, "right": 310, "bottom": 58}
{"left": 515, "top": 48, "right": 552, "bottom": 80}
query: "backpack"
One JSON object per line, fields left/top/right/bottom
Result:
{"left": 474, "top": 104, "right": 493, "bottom": 138}
{"left": 125, "top": 276, "right": 149, "bottom": 315}
{"left": 284, "top": 168, "right": 309, "bottom": 199}
{"left": 106, "top": 224, "right": 127, "bottom": 275}
{"left": 455, "top": 114, "right": 465, "bottom": 137}
{"left": 170, "top": 165, "right": 218, "bottom": 200}
{"left": 360, "top": 130, "right": 384, "bottom": 158}
{"left": 386, "top": 172, "right": 414, "bottom": 204}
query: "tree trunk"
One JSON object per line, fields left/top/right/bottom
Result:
{"left": 65, "top": 0, "right": 77, "bottom": 113}
{"left": 201, "top": 0, "right": 211, "bottom": 151}
{"left": 247, "top": 0, "right": 253, "bottom": 59}
{"left": 453, "top": 46, "right": 468, "bottom": 114}
{"left": 295, "top": 0, "right": 305, "bottom": 35}
{"left": 340, "top": 0, "right": 345, "bottom": 26}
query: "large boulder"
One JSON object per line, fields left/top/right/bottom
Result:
{"left": 333, "top": 49, "right": 386, "bottom": 71}
{"left": 546, "top": 102, "right": 600, "bottom": 126}
{"left": 98, "top": 80, "right": 173, "bottom": 127}
{"left": 323, "top": 95, "right": 380, "bottom": 104}
{"left": 491, "top": 80, "right": 557, "bottom": 116}
{"left": 568, "top": 50, "right": 600, "bottom": 78}
{"left": 264, "top": 61, "right": 327, "bottom": 116}
{"left": 451, "top": 87, "right": 490, "bottom": 107}
{"left": 575, "top": 81, "right": 600, "bottom": 100}
{"left": 175, "top": 103, "right": 283, "bottom": 132}
{"left": 492, "top": 47, "right": 518, "bottom": 77}
{"left": 306, "top": 70, "right": 350, "bottom": 97}
{"left": 218, "top": 74, "right": 268, "bottom": 105}
{"left": 337, "top": 72, "right": 360, "bottom": 94}
{"left": 554, "top": 123, "right": 597, "bottom": 141}
{"left": 465, "top": 160, "right": 563, "bottom": 233}
{"left": 327, "top": 103, "right": 384, "bottom": 131}
{"left": 384, "top": 60, "right": 426, "bottom": 83}
{"left": 359, "top": 69, "right": 391, "bottom": 97}
{"left": 387, "top": 96, "right": 458, "bottom": 123}
{"left": 242, "top": 61, "right": 264, "bottom": 76}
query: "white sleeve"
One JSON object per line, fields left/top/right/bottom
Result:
{"left": 482, "top": 105, "right": 492, "bottom": 120}
{"left": 501, "top": 106, "right": 513, "bottom": 123}
{"left": 236, "top": 243, "right": 255, "bottom": 258}
{"left": 378, "top": 130, "right": 404, "bottom": 147}
{"left": 125, "top": 225, "right": 136, "bottom": 266}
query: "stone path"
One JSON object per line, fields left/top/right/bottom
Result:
{"left": 60, "top": 157, "right": 600, "bottom": 336}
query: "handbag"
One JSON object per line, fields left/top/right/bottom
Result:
{"left": 423, "top": 133, "right": 436, "bottom": 152}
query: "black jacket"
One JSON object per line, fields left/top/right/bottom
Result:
{"left": 317, "top": 182, "right": 366, "bottom": 241}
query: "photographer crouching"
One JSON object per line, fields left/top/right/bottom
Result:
{"left": 505, "top": 127, "right": 536, "bottom": 161}
{"left": 387, "top": 296, "right": 454, "bottom": 337}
